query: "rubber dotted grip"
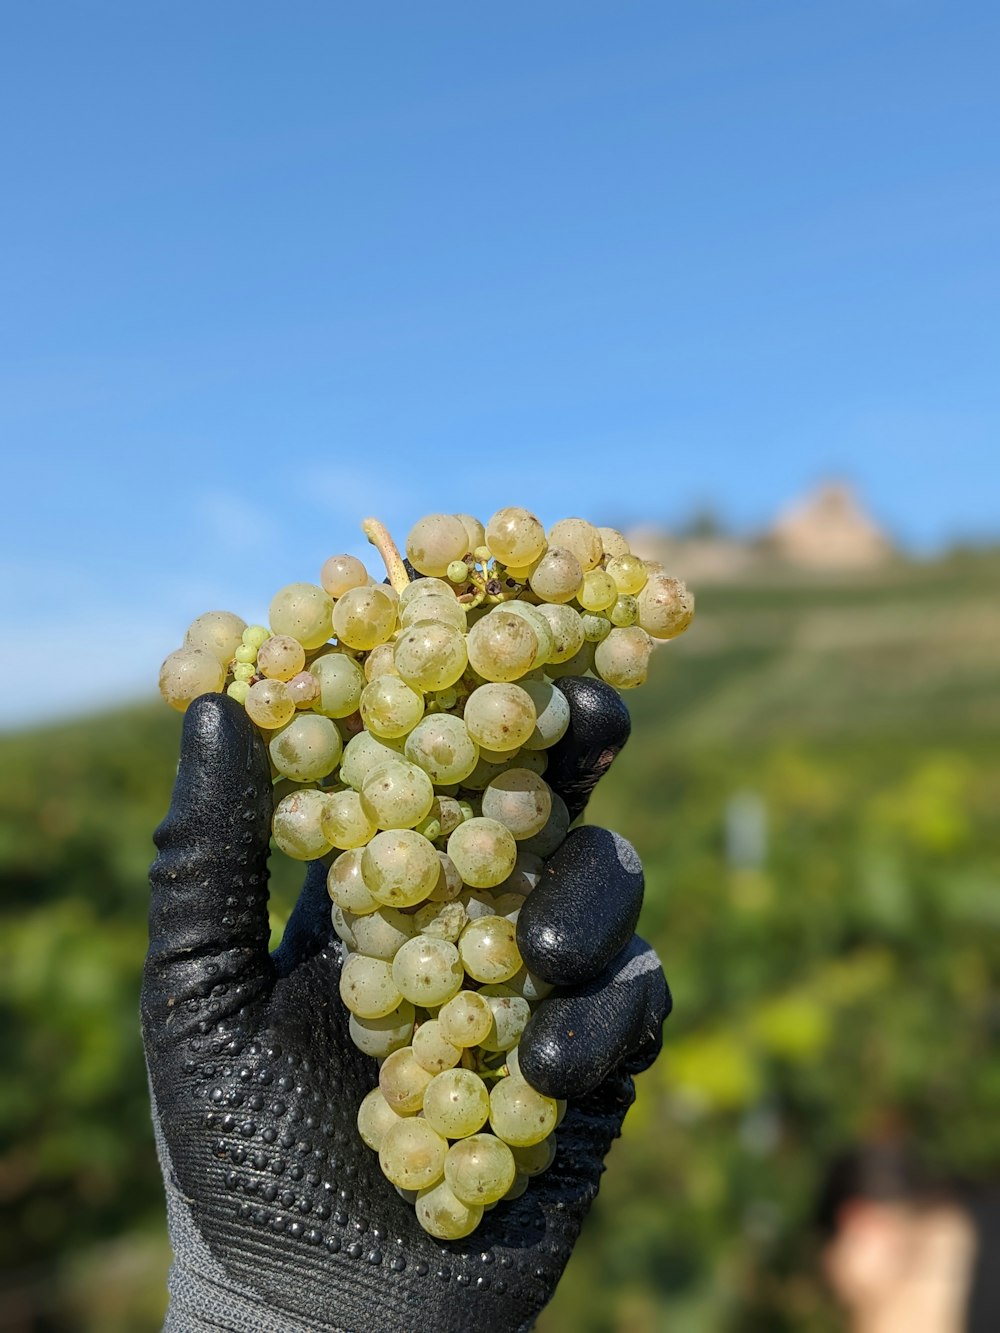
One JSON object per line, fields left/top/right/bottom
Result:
{"left": 516, "top": 826, "right": 644, "bottom": 987}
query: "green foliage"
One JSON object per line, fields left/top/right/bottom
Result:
{"left": 2, "top": 552, "right": 998, "bottom": 1328}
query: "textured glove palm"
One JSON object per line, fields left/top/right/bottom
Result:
{"left": 143, "top": 678, "right": 670, "bottom": 1333}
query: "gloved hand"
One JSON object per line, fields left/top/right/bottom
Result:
{"left": 143, "top": 677, "right": 670, "bottom": 1333}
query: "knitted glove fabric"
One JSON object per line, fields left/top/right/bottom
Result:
{"left": 143, "top": 679, "right": 670, "bottom": 1332}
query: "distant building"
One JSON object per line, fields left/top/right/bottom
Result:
{"left": 766, "top": 483, "right": 893, "bottom": 571}
{"left": 626, "top": 481, "right": 894, "bottom": 581}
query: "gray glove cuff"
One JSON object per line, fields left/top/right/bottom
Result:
{"left": 154, "top": 1095, "right": 345, "bottom": 1333}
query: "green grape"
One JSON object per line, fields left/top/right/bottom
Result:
{"left": 271, "top": 789, "right": 333, "bottom": 860}
{"left": 597, "top": 525, "right": 630, "bottom": 558}
{"left": 332, "top": 585, "right": 397, "bottom": 650}
{"left": 359, "top": 675, "right": 425, "bottom": 739}
{"left": 518, "top": 679, "right": 570, "bottom": 751}
{"left": 595, "top": 626, "right": 653, "bottom": 688}
{"left": 339, "top": 952, "right": 402, "bottom": 1019}
{"left": 478, "top": 744, "right": 519, "bottom": 764}
{"left": 158, "top": 648, "right": 225, "bottom": 712}
{"left": 361, "top": 760, "right": 434, "bottom": 830}
{"left": 481, "top": 769, "right": 552, "bottom": 839}
{"left": 349, "top": 1000, "right": 415, "bottom": 1060}
{"left": 350, "top": 906, "right": 415, "bottom": 960}
{"left": 491, "top": 892, "right": 524, "bottom": 921}
{"left": 535, "top": 603, "right": 585, "bottom": 663}
{"left": 232, "top": 661, "right": 256, "bottom": 683}
{"left": 578, "top": 568, "right": 618, "bottom": 612}
{"left": 245, "top": 678, "right": 296, "bottom": 728}
{"left": 256, "top": 634, "right": 306, "bottom": 681}
{"left": 328, "top": 846, "right": 380, "bottom": 914}
{"left": 457, "top": 914, "right": 521, "bottom": 984}
{"left": 242, "top": 624, "right": 271, "bottom": 651}
{"left": 320, "top": 553, "right": 369, "bottom": 598}
{"left": 609, "top": 594, "right": 639, "bottom": 627}
{"left": 286, "top": 670, "right": 320, "bottom": 709}
{"left": 404, "top": 713, "right": 479, "bottom": 785}
{"left": 393, "top": 623, "right": 468, "bottom": 691}
{"left": 398, "top": 576, "right": 456, "bottom": 608}
{"left": 512, "top": 1130, "right": 560, "bottom": 1173}
{"left": 511, "top": 749, "right": 547, "bottom": 777}
{"left": 362, "top": 829, "right": 441, "bottom": 907}
{"left": 184, "top": 610, "right": 248, "bottom": 666}
{"left": 466, "top": 610, "right": 538, "bottom": 682}
{"left": 378, "top": 1046, "right": 435, "bottom": 1115}
{"left": 339, "top": 730, "right": 406, "bottom": 790}
{"left": 447, "top": 559, "right": 470, "bottom": 583}
{"left": 269, "top": 582, "right": 334, "bottom": 650}
{"left": 391, "top": 935, "right": 464, "bottom": 1006}
{"left": 444, "top": 1134, "right": 516, "bottom": 1206}
{"left": 636, "top": 575, "right": 695, "bottom": 640}
{"left": 461, "top": 753, "right": 517, "bottom": 792}
{"left": 363, "top": 642, "right": 399, "bottom": 681}
{"left": 378, "top": 1116, "right": 447, "bottom": 1189}
{"left": 430, "top": 796, "right": 465, "bottom": 837}
{"left": 320, "top": 788, "right": 377, "bottom": 850}
{"left": 268, "top": 713, "right": 343, "bottom": 782}
{"left": 463, "top": 683, "right": 536, "bottom": 752}
{"left": 581, "top": 612, "right": 612, "bottom": 643}
{"left": 406, "top": 513, "right": 471, "bottom": 578}
{"left": 518, "top": 792, "right": 570, "bottom": 859}
{"left": 422, "top": 1069, "right": 490, "bottom": 1138}
{"left": 488, "top": 1075, "right": 558, "bottom": 1147}
{"left": 497, "top": 600, "right": 553, "bottom": 669}
{"left": 309, "top": 651, "right": 366, "bottom": 718}
{"left": 528, "top": 547, "right": 583, "bottom": 603}
{"left": 415, "top": 1180, "right": 483, "bottom": 1240}
{"left": 438, "top": 991, "right": 493, "bottom": 1048}
{"left": 545, "top": 638, "right": 595, "bottom": 679}
{"left": 412, "top": 899, "right": 468, "bottom": 942}
{"left": 478, "top": 986, "right": 530, "bottom": 1051}
{"left": 503, "top": 1173, "right": 529, "bottom": 1200}
{"left": 447, "top": 818, "right": 517, "bottom": 889}
{"left": 356, "top": 1086, "right": 406, "bottom": 1150}
{"left": 485, "top": 506, "right": 547, "bottom": 568}
{"left": 400, "top": 594, "right": 468, "bottom": 634}
{"left": 226, "top": 680, "right": 250, "bottom": 704}
{"left": 454, "top": 513, "right": 485, "bottom": 551}
{"left": 606, "top": 552, "right": 648, "bottom": 595}
{"left": 330, "top": 903, "right": 356, "bottom": 948}
{"left": 411, "top": 1019, "right": 462, "bottom": 1074}
{"left": 547, "top": 517, "right": 603, "bottom": 571}
{"left": 428, "top": 851, "right": 465, "bottom": 903}
{"left": 234, "top": 643, "right": 257, "bottom": 664}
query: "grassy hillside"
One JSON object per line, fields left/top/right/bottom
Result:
{"left": 2, "top": 551, "right": 998, "bottom": 1330}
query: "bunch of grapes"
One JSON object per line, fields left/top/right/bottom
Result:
{"left": 158, "top": 509, "right": 693, "bottom": 1239}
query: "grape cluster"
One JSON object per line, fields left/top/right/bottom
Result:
{"left": 157, "top": 509, "right": 693, "bottom": 1239}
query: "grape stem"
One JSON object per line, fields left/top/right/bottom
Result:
{"left": 362, "top": 518, "right": 410, "bottom": 593}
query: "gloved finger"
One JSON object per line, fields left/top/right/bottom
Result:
{"left": 543, "top": 677, "right": 631, "bottom": 821}
{"left": 516, "top": 825, "right": 643, "bottom": 987}
{"left": 145, "top": 694, "right": 274, "bottom": 1029}
{"left": 271, "top": 857, "right": 337, "bottom": 976}
{"left": 517, "top": 935, "right": 671, "bottom": 1099}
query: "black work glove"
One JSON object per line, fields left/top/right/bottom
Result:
{"left": 143, "top": 677, "right": 670, "bottom": 1333}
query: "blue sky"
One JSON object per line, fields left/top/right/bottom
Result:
{"left": 2, "top": 2, "right": 998, "bottom": 725}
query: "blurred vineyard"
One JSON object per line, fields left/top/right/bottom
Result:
{"left": 2, "top": 550, "right": 999, "bottom": 1331}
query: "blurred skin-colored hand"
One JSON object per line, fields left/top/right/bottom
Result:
{"left": 143, "top": 678, "right": 670, "bottom": 1333}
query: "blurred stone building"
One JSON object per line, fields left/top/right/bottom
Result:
{"left": 628, "top": 482, "right": 894, "bottom": 582}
